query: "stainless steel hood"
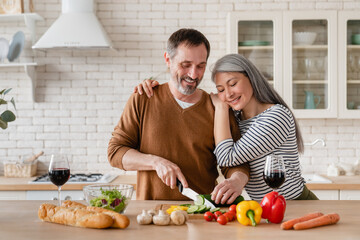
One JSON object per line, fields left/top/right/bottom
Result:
{"left": 32, "top": 0, "right": 113, "bottom": 50}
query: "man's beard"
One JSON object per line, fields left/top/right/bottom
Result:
{"left": 175, "top": 76, "right": 200, "bottom": 95}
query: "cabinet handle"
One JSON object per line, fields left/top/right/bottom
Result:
{"left": 52, "top": 197, "right": 58, "bottom": 200}
{"left": 65, "top": 196, "right": 72, "bottom": 200}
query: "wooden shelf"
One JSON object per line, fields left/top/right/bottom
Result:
{"left": 347, "top": 45, "right": 360, "bottom": 49}
{"left": 238, "top": 45, "right": 273, "bottom": 51}
{"left": 0, "top": 13, "right": 43, "bottom": 44}
{"left": 347, "top": 80, "right": 360, "bottom": 84}
{"left": 0, "top": 63, "right": 38, "bottom": 101}
{"left": 293, "top": 45, "right": 328, "bottom": 50}
{"left": 293, "top": 80, "right": 328, "bottom": 84}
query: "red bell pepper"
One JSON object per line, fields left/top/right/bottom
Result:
{"left": 260, "top": 191, "right": 286, "bottom": 224}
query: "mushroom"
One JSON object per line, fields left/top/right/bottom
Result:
{"left": 147, "top": 209, "right": 157, "bottom": 217}
{"left": 170, "top": 210, "right": 188, "bottom": 225}
{"left": 137, "top": 209, "right": 153, "bottom": 225}
{"left": 152, "top": 210, "right": 170, "bottom": 226}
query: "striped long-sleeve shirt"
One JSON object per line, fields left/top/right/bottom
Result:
{"left": 214, "top": 104, "right": 305, "bottom": 200}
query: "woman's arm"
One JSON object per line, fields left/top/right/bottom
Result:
{"left": 210, "top": 93, "right": 232, "bottom": 145}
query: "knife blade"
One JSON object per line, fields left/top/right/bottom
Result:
{"left": 176, "top": 179, "right": 216, "bottom": 209}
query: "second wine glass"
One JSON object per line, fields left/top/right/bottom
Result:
{"left": 263, "top": 154, "right": 286, "bottom": 191}
{"left": 48, "top": 154, "right": 70, "bottom": 206}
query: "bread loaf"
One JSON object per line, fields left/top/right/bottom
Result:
{"left": 87, "top": 206, "right": 130, "bottom": 229}
{"left": 38, "top": 203, "right": 113, "bottom": 229}
{"left": 61, "top": 200, "right": 130, "bottom": 229}
{"left": 62, "top": 200, "right": 86, "bottom": 208}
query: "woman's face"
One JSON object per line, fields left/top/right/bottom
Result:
{"left": 215, "top": 72, "right": 254, "bottom": 111}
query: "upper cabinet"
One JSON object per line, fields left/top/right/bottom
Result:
{"left": 227, "top": 11, "right": 359, "bottom": 119}
{"left": 338, "top": 11, "right": 360, "bottom": 119}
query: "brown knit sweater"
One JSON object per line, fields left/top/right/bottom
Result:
{"left": 108, "top": 83, "right": 249, "bottom": 200}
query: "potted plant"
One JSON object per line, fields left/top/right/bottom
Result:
{"left": 0, "top": 88, "right": 16, "bottom": 129}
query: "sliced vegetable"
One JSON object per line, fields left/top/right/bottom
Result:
{"left": 280, "top": 212, "right": 324, "bottom": 230}
{"left": 89, "top": 188, "right": 127, "bottom": 213}
{"left": 187, "top": 205, "right": 199, "bottom": 214}
{"left": 194, "top": 195, "right": 205, "bottom": 205}
{"left": 201, "top": 194, "right": 244, "bottom": 207}
{"left": 210, "top": 207, "right": 221, "bottom": 213}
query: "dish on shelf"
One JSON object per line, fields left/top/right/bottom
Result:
{"left": 238, "top": 40, "right": 270, "bottom": 46}
{"left": 293, "top": 32, "right": 317, "bottom": 45}
{"left": 7, "top": 31, "right": 25, "bottom": 62}
{"left": 0, "top": 38, "right": 9, "bottom": 62}
{"left": 351, "top": 34, "right": 360, "bottom": 45}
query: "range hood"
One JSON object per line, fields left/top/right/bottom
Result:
{"left": 32, "top": 0, "right": 113, "bottom": 50}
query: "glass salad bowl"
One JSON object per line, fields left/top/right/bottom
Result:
{"left": 83, "top": 184, "right": 134, "bottom": 213}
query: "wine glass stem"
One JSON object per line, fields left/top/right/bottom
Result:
{"left": 58, "top": 186, "right": 62, "bottom": 206}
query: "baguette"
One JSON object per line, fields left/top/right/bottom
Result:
{"left": 61, "top": 200, "right": 130, "bottom": 229}
{"left": 87, "top": 206, "right": 130, "bottom": 229}
{"left": 62, "top": 200, "right": 87, "bottom": 209}
{"left": 38, "top": 203, "right": 113, "bottom": 229}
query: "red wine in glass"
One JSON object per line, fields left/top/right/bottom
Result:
{"left": 49, "top": 154, "right": 70, "bottom": 206}
{"left": 49, "top": 168, "right": 70, "bottom": 186}
{"left": 263, "top": 154, "right": 285, "bottom": 191}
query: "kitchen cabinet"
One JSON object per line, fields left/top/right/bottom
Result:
{"left": 0, "top": 13, "right": 43, "bottom": 102}
{"left": 227, "top": 11, "right": 342, "bottom": 118}
{"left": 0, "top": 190, "right": 26, "bottom": 200}
{"left": 311, "top": 190, "right": 339, "bottom": 200}
{"left": 338, "top": 11, "right": 360, "bottom": 118}
{"left": 340, "top": 190, "right": 360, "bottom": 200}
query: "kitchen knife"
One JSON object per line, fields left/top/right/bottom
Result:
{"left": 176, "top": 179, "right": 216, "bottom": 209}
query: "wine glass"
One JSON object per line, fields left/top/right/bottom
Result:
{"left": 48, "top": 154, "right": 70, "bottom": 206}
{"left": 263, "top": 154, "right": 286, "bottom": 191}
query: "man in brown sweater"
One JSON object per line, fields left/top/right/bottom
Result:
{"left": 108, "top": 28, "right": 249, "bottom": 203}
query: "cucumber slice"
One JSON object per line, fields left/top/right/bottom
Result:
{"left": 210, "top": 207, "right": 221, "bottom": 213}
{"left": 194, "top": 195, "right": 205, "bottom": 205}
{"left": 187, "top": 205, "right": 199, "bottom": 214}
{"left": 196, "top": 205, "right": 207, "bottom": 213}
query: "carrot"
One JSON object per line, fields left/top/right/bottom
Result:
{"left": 293, "top": 213, "right": 340, "bottom": 230}
{"left": 281, "top": 212, "right": 324, "bottom": 230}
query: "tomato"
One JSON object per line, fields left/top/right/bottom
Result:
{"left": 217, "top": 215, "right": 228, "bottom": 225}
{"left": 203, "top": 211, "right": 214, "bottom": 222}
{"left": 224, "top": 212, "right": 235, "bottom": 222}
{"left": 213, "top": 211, "right": 222, "bottom": 220}
{"left": 229, "top": 204, "right": 237, "bottom": 214}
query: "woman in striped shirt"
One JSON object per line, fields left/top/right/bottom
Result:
{"left": 210, "top": 54, "right": 318, "bottom": 200}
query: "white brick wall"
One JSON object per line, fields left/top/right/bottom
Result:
{"left": 1, "top": 0, "right": 360, "bottom": 176}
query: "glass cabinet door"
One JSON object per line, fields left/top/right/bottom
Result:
{"left": 283, "top": 11, "right": 337, "bottom": 118}
{"left": 227, "top": 12, "right": 283, "bottom": 94}
{"left": 338, "top": 11, "right": 360, "bottom": 118}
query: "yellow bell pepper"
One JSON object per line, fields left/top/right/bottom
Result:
{"left": 236, "top": 200, "right": 263, "bottom": 226}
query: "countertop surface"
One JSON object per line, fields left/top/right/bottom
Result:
{"left": 0, "top": 174, "right": 359, "bottom": 191}
{"left": 0, "top": 175, "right": 137, "bottom": 191}
{"left": 0, "top": 200, "right": 359, "bottom": 240}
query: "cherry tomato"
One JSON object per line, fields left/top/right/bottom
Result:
{"left": 229, "top": 204, "right": 237, "bottom": 214}
{"left": 224, "top": 212, "right": 235, "bottom": 222}
{"left": 203, "top": 211, "right": 214, "bottom": 222}
{"left": 213, "top": 211, "right": 222, "bottom": 220}
{"left": 217, "top": 215, "right": 228, "bottom": 225}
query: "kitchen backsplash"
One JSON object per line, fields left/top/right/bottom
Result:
{"left": 1, "top": 0, "right": 360, "bottom": 176}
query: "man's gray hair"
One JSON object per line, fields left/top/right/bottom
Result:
{"left": 211, "top": 54, "right": 304, "bottom": 153}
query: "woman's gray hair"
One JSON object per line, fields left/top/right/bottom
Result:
{"left": 211, "top": 54, "right": 304, "bottom": 154}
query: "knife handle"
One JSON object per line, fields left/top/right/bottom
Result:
{"left": 176, "top": 179, "right": 183, "bottom": 192}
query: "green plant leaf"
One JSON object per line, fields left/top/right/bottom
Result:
{"left": 0, "top": 89, "right": 5, "bottom": 95}
{"left": 3, "top": 88, "right": 12, "bottom": 95}
{"left": 0, "top": 119, "right": 7, "bottom": 129}
{"left": 1, "top": 110, "right": 16, "bottom": 122}
{"left": 0, "top": 99, "right": 7, "bottom": 105}
{"left": 10, "top": 97, "right": 16, "bottom": 110}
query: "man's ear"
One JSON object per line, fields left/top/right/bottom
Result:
{"left": 164, "top": 52, "right": 171, "bottom": 68}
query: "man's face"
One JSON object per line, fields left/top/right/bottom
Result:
{"left": 165, "top": 43, "right": 208, "bottom": 95}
